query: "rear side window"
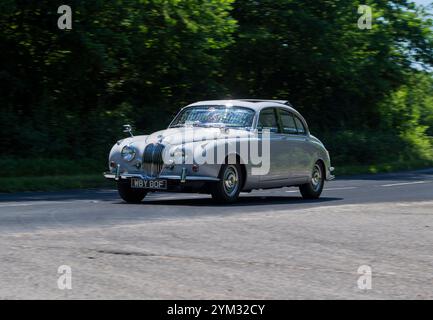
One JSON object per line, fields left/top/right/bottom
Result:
{"left": 279, "top": 110, "right": 298, "bottom": 134}
{"left": 258, "top": 108, "right": 279, "bottom": 133}
{"left": 294, "top": 116, "right": 307, "bottom": 135}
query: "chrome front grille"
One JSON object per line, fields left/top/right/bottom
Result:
{"left": 142, "top": 143, "right": 165, "bottom": 177}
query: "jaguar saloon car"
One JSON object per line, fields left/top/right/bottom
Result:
{"left": 104, "top": 99, "right": 334, "bottom": 203}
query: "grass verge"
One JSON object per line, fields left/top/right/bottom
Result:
{"left": 0, "top": 175, "right": 114, "bottom": 193}
{"left": 335, "top": 160, "right": 433, "bottom": 176}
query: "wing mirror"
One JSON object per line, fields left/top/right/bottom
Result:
{"left": 123, "top": 124, "right": 134, "bottom": 137}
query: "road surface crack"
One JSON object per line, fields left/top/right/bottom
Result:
{"left": 95, "top": 249, "right": 157, "bottom": 257}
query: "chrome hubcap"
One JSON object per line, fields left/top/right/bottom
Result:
{"left": 223, "top": 165, "right": 239, "bottom": 197}
{"left": 311, "top": 164, "right": 323, "bottom": 192}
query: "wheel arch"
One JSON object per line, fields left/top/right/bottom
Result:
{"left": 222, "top": 153, "right": 247, "bottom": 190}
{"left": 314, "top": 157, "right": 331, "bottom": 180}
{"left": 315, "top": 158, "right": 326, "bottom": 171}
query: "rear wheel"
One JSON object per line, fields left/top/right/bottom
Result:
{"left": 211, "top": 164, "right": 242, "bottom": 203}
{"left": 117, "top": 181, "right": 147, "bottom": 203}
{"left": 299, "top": 162, "right": 325, "bottom": 199}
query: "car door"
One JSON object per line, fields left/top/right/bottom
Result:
{"left": 256, "top": 107, "right": 287, "bottom": 185}
{"left": 278, "top": 108, "right": 311, "bottom": 182}
{"left": 293, "top": 114, "right": 313, "bottom": 179}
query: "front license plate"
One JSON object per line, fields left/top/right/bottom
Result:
{"left": 131, "top": 178, "right": 167, "bottom": 190}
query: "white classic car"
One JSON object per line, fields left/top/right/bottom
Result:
{"left": 104, "top": 99, "right": 334, "bottom": 203}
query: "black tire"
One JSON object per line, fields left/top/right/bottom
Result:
{"left": 117, "top": 181, "right": 147, "bottom": 203}
{"left": 299, "top": 161, "right": 325, "bottom": 199}
{"left": 211, "top": 164, "right": 243, "bottom": 204}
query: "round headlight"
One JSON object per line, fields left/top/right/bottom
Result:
{"left": 121, "top": 145, "right": 136, "bottom": 162}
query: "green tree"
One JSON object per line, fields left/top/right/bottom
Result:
{"left": 0, "top": 0, "right": 236, "bottom": 159}
{"left": 224, "top": 0, "right": 433, "bottom": 130}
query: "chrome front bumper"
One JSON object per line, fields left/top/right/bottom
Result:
{"left": 103, "top": 172, "right": 220, "bottom": 182}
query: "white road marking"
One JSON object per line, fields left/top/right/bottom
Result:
{"left": 0, "top": 200, "right": 99, "bottom": 208}
{"left": 146, "top": 194, "right": 206, "bottom": 201}
{"left": 324, "top": 187, "right": 358, "bottom": 191}
{"left": 381, "top": 181, "right": 428, "bottom": 187}
{"left": 0, "top": 203, "right": 33, "bottom": 208}
{"left": 285, "top": 187, "right": 358, "bottom": 193}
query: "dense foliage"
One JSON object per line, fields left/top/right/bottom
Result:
{"left": 1, "top": 0, "right": 432, "bottom": 175}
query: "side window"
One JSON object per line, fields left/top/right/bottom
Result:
{"left": 294, "top": 116, "right": 307, "bottom": 135}
{"left": 279, "top": 110, "right": 298, "bottom": 134}
{"left": 258, "top": 108, "right": 279, "bottom": 133}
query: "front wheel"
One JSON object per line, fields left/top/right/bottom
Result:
{"left": 117, "top": 181, "right": 148, "bottom": 203}
{"left": 210, "top": 164, "right": 242, "bottom": 203}
{"left": 299, "top": 162, "right": 325, "bottom": 199}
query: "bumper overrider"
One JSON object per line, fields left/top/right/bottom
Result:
{"left": 328, "top": 167, "right": 336, "bottom": 181}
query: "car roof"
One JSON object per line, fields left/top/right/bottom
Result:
{"left": 186, "top": 99, "right": 299, "bottom": 114}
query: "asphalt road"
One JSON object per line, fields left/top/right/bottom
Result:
{"left": 0, "top": 169, "right": 432, "bottom": 299}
